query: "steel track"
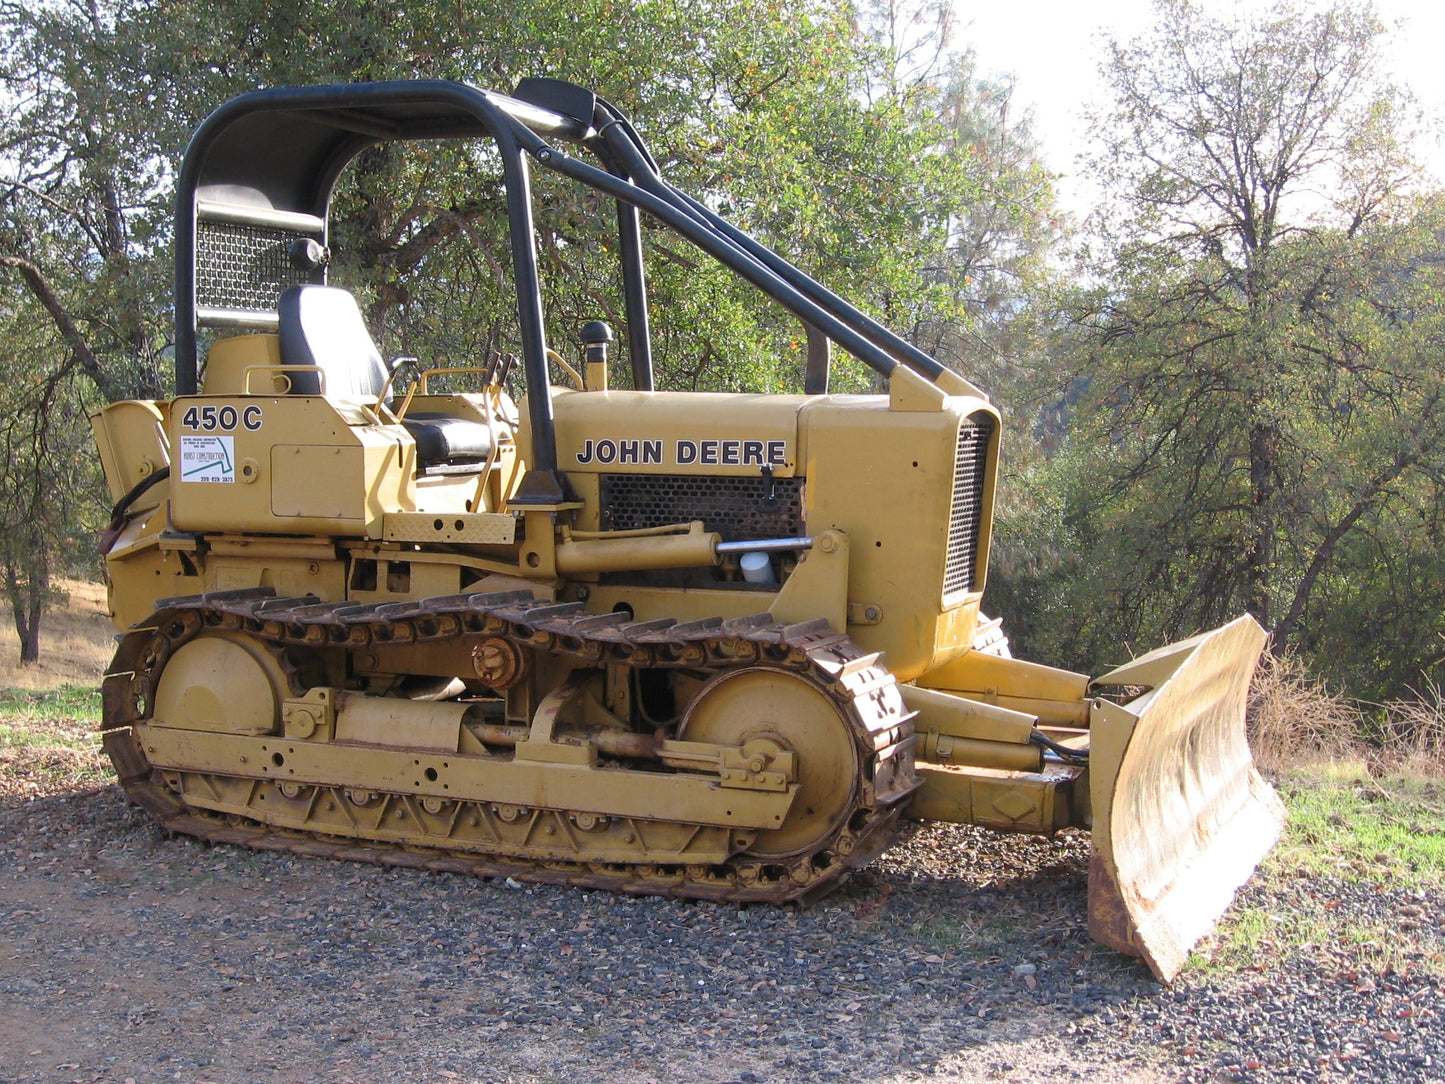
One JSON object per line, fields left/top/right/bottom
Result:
{"left": 101, "top": 587, "right": 919, "bottom": 904}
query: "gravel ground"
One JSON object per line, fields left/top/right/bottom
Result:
{"left": 1, "top": 778, "right": 1441, "bottom": 1084}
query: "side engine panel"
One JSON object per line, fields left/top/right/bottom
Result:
{"left": 546, "top": 388, "right": 1000, "bottom": 681}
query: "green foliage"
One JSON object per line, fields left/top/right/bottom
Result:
{"left": 0, "top": 296, "right": 107, "bottom": 664}
{"left": 0, "top": 684, "right": 104, "bottom": 724}
{"left": 997, "top": 0, "right": 1445, "bottom": 698}
{"left": 2, "top": 0, "right": 1053, "bottom": 395}
{"left": 1273, "top": 770, "right": 1445, "bottom": 888}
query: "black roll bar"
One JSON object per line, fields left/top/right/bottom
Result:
{"left": 589, "top": 105, "right": 950, "bottom": 385}
{"left": 174, "top": 80, "right": 594, "bottom": 501}
{"left": 172, "top": 78, "right": 961, "bottom": 506}
{"left": 528, "top": 141, "right": 906, "bottom": 381}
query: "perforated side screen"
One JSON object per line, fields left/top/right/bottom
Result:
{"left": 944, "top": 413, "right": 993, "bottom": 596}
{"left": 196, "top": 220, "right": 316, "bottom": 316}
{"left": 599, "top": 474, "right": 804, "bottom": 542}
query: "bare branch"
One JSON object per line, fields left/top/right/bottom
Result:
{"left": 0, "top": 254, "right": 118, "bottom": 399}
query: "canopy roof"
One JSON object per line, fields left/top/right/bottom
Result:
{"left": 182, "top": 78, "right": 595, "bottom": 219}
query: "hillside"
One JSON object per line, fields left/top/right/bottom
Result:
{"left": 0, "top": 579, "right": 114, "bottom": 690}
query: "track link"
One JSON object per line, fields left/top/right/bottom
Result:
{"left": 101, "top": 588, "right": 919, "bottom": 905}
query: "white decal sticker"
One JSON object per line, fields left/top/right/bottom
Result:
{"left": 179, "top": 435, "right": 235, "bottom": 483}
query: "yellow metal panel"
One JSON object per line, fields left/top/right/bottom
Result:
{"left": 273, "top": 445, "right": 366, "bottom": 519}
{"left": 542, "top": 388, "right": 807, "bottom": 477}
{"left": 900, "top": 684, "right": 1037, "bottom": 744}
{"left": 915, "top": 732, "right": 1042, "bottom": 771}
{"left": 908, "top": 763, "right": 1075, "bottom": 834}
{"left": 135, "top": 724, "right": 796, "bottom": 830}
{"left": 932, "top": 367, "right": 985, "bottom": 398}
{"left": 205, "top": 552, "right": 346, "bottom": 601}
{"left": 151, "top": 636, "right": 283, "bottom": 735}
{"left": 1084, "top": 616, "right": 1281, "bottom": 981}
{"left": 769, "top": 529, "right": 848, "bottom": 631}
{"left": 206, "top": 536, "right": 338, "bottom": 560}
{"left": 105, "top": 532, "right": 203, "bottom": 629}
{"left": 887, "top": 364, "right": 951, "bottom": 411}
{"left": 170, "top": 396, "right": 339, "bottom": 529}
{"left": 201, "top": 334, "right": 283, "bottom": 394}
{"left": 346, "top": 556, "right": 460, "bottom": 606}
{"left": 555, "top": 528, "right": 717, "bottom": 575}
{"left": 585, "top": 584, "right": 778, "bottom": 624}
{"left": 91, "top": 400, "right": 170, "bottom": 503}
{"left": 169, "top": 395, "right": 416, "bottom": 536}
{"left": 384, "top": 511, "right": 517, "bottom": 544}
{"left": 334, "top": 692, "right": 467, "bottom": 751}
{"left": 800, "top": 393, "right": 996, "bottom": 680}
{"left": 921, "top": 651, "right": 1091, "bottom": 727}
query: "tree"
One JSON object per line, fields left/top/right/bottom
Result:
{"left": 1008, "top": 0, "right": 1445, "bottom": 696}
{"left": 0, "top": 296, "right": 105, "bottom": 663}
{"left": 0, "top": 0, "right": 185, "bottom": 663}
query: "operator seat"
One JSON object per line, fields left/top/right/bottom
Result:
{"left": 276, "top": 285, "right": 494, "bottom": 468}
{"left": 277, "top": 284, "right": 390, "bottom": 398}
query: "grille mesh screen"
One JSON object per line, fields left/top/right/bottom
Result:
{"left": 197, "top": 221, "right": 315, "bottom": 314}
{"left": 599, "top": 474, "right": 804, "bottom": 542}
{"left": 944, "top": 413, "right": 993, "bottom": 596}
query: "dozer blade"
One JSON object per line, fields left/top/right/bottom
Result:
{"left": 1085, "top": 615, "right": 1284, "bottom": 981}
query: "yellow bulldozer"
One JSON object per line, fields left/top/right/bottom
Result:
{"left": 91, "top": 78, "right": 1282, "bottom": 981}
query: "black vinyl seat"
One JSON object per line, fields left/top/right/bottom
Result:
{"left": 277, "top": 285, "right": 390, "bottom": 398}
{"left": 276, "top": 284, "right": 494, "bottom": 468}
{"left": 401, "top": 411, "right": 494, "bottom": 464}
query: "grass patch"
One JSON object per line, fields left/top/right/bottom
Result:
{"left": 0, "top": 683, "right": 110, "bottom": 801}
{"left": 0, "top": 684, "right": 104, "bottom": 723}
{"left": 1272, "top": 765, "right": 1445, "bottom": 889}
{"left": 1198, "top": 767, "right": 1445, "bottom": 976}
{"left": 1212, "top": 906, "right": 1430, "bottom": 976}
{"left": 897, "top": 908, "right": 1019, "bottom": 957}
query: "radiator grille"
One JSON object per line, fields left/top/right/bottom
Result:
{"left": 197, "top": 220, "right": 316, "bottom": 315}
{"left": 944, "top": 414, "right": 993, "bottom": 596}
{"left": 599, "top": 473, "right": 804, "bottom": 542}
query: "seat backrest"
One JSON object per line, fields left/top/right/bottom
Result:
{"left": 276, "top": 285, "right": 389, "bottom": 399}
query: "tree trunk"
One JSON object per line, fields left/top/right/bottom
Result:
{"left": 1271, "top": 444, "right": 1425, "bottom": 655}
{"left": 4, "top": 556, "right": 48, "bottom": 666}
{"left": 1246, "top": 421, "right": 1279, "bottom": 629}
{"left": 19, "top": 602, "right": 41, "bottom": 664}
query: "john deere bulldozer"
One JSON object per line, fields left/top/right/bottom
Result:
{"left": 91, "top": 79, "right": 1283, "bottom": 980}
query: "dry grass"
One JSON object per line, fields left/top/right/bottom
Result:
{"left": 1248, "top": 649, "right": 1445, "bottom": 778}
{"left": 1378, "top": 677, "right": 1445, "bottom": 778}
{"left": 0, "top": 578, "right": 115, "bottom": 691}
{"left": 1247, "top": 649, "right": 1365, "bottom": 773}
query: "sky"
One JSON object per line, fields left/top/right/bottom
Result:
{"left": 951, "top": 0, "right": 1445, "bottom": 217}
